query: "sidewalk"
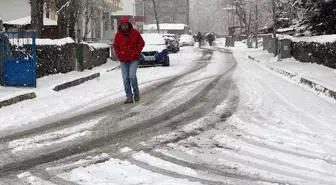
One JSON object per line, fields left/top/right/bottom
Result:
{"left": 0, "top": 47, "right": 199, "bottom": 136}
{"left": 0, "top": 59, "right": 120, "bottom": 108}
{"left": 232, "top": 42, "right": 336, "bottom": 100}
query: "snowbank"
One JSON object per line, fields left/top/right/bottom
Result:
{"left": 81, "top": 42, "right": 110, "bottom": 49}
{"left": 278, "top": 34, "right": 336, "bottom": 44}
{"left": 36, "top": 37, "right": 75, "bottom": 46}
{"left": 7, "top": 37, "right": 74, "bottom": 46}
{"left": 292, "top": 34, "right": 336, "bottom": 43}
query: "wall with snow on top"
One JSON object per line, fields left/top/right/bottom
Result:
{"left": 262, "top": 34, "right": 336, "bottom": 69}
{"left": 79, "top": 42, "right": 110, "bottom": 71}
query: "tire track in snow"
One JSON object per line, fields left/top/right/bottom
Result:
{"left": 0, "top": 50, "right": 212, "bottom": 143}
{"left": 0, "top": 49, "right": 237, "bottom": 176}
{"left": 168, "top": 50, "right": 336, "bottom": 184}
{"left": 0, "top": 52, "right": 210, "bottom": 142}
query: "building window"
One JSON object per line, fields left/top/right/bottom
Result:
{"left": 51, "top": 12, "right": 56, "bottom": 20}
{"left": 111, "top": 19, "right": 115, "bottom": 31}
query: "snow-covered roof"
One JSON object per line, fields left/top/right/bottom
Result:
{"left": 4, "top": 16, "right": 57, "bottom": 26}
{"left": 143, "top": 24, "right": 188, "bottom": 31}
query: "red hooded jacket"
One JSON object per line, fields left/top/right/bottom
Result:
{"left": 114, "top": 17, "right": 145, "bottom": 62}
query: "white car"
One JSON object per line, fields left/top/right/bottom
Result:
{"left": 162, "top": 34, "right": 180, "bottom": 53}
{"left": 140, "top": 33, "right": 170, "bottom": 66}
{"left": 179, "top": 34, "right": 195, "bottom": 47}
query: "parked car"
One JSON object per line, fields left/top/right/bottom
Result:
{"left": 140, "top": 33, "right": 170, "bottom": 66}
{"left": 179, "top": 34, "right": 195, "bottom": 47}
{"left": 162, "top": 34, "right": 180, "bottom": 53}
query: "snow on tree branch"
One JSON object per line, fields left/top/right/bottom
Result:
{"left": 56, "top": 0, "right": 72, "bottom": 14}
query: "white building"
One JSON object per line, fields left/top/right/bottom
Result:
{"left": 0, "top": 0, "right": 144, "bottom": 42}
{"left": 0, "top": 0, "right": 57, "bottom": 26}
{"left": 78, "top": 0, "right": 144, "bottom": 44}
{"left": 0, "top": 0, "right": 30, "bottom": 22}
{"left": 0, "top": 0, "right": 58, "bottom": 38}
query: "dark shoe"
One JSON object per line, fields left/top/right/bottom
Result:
{"left": 124, "top": 97, "right": 134, "bottom": 104}
{"left": 134, "top": 95, "right": 140, "bottom": 102}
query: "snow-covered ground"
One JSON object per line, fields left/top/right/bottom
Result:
{"left": 230, "top": 41, "right": 336, "bottom": 100}
{"left": 35, "top": 40, "right": 336, "bottom": 185}
{"left": 57, "top": 156, "right": 203, "bottom": 185}
{"left": 4, "top": 40, "right": 336, "bottom": 185}
{"left": 0, "top": 47, "right": 199, "bottom": 135}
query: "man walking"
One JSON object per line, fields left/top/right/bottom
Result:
{"left": 114, "top": 17, "right": 145, "bottom": 104}
{"left": 196, "top": 32, "right": 203, "bottom": 48}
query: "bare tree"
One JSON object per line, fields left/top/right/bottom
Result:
{"left": 82, "top": 0, "right": 96, "bottom": 41}
{"left": 30, "top": 0, "right": 45, "bottom": 38}
{"left": 152, "top": 0, "right": 160, "bottom": 33}
{"left": 56, "top": 0, "right": 81, "bottom": 39}
{"left": 56, "top": 0, "right": 69, "bottom": 38}
{"left": 68, "top": 0, "right": 81, "bottom": 40}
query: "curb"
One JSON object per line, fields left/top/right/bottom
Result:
{"left": 215, "top": 47, "right": 233, "bottom": 54}
{"left": 106, "top": 65, "right": 120, "bottom": 72}
{"left": 299, "top": 78, "right": 336, "bottom": 99}
{"left": 0, "top": 92, "right": 36, "bottom": 109}
{"left": 53, "top": 73, "right": 100, "bottom": 92}
{"left": 248, "top": 55, "right": 261, "bottom": 63}
{"left": 245, "top": 53, "right": 336, "bottom": 100}
{"left": 266, "top": 66, "right": 296, "bottom": 78}
{"left": 267, "top": 65, "right": 336, "bottom": 100}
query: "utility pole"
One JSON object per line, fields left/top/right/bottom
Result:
{"left": 273, "top": 0, "right": 277, "bottom": 56}
{"left": 232, "top": 12, "right": 235, "bottom": 27}
{"left": 255, "top": 1, "right": 258, "bottom": 48}
{"left": 227, "top": 11, "right": 230, "bottom": 35}
{"left": 0, "top": 17, "right": 3, "bottom": 32}
{"left": 152, "top": 0, "right": 160, "bottom": 33}
{"left": 186, "top": 0, "right": 190, "bottom": 26}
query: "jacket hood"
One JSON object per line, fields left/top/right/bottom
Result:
{"left": 118, "top": 16, "right": 133, "bottom": 32}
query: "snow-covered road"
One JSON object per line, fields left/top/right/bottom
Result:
{"left": 1, "top": 44, "right": 336, "bottom": 185}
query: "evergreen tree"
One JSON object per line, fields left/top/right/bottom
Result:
{"left": 294, "top": 0, "right": 336, "bottom": 35}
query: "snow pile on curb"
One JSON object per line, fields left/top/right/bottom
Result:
{"left": 36, "top": 37, "right": 75, "bottom": 46}
{"left": 82, "top": 42, "right": 110, "bottom": 49}
{"left": 235, "top": 47, "right": 336, "bottom": 101}
{"left": 278, "top": 34, "right": 336, "bottom": 44}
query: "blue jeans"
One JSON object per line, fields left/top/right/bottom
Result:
{"left": 120, "top": 60, "right": 139, "bottom": 98}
